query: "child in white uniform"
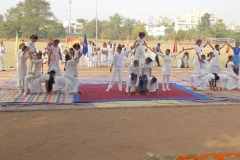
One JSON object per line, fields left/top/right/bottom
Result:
{"left": 191, "top": 54, "right": 208, "bottom": 91}
{"left": 73, "top": 43, "right": 82, "bottom": 76}
{"left": 108, "top": 44, "right": 114, "bottom": 67}
{"left": 28, "top": 35, "right": 38, "bottom": 74}
{"left": 16, "top": 43, "right": 26, "bottom": 87}
{"left": 23, "top": 52, "right": 43, "bottom": 95}
{"left": 17, "top": 46, "right": 29, "bottom": 93}
{"left": 182, "top": 52, "right": 189, "bottom": 68}
{"left": 64, "top": 54, "right": 82, "bottom": 94}
{"left": 147, "top": 76, "right": 159, "bottom": 94}
{"left": 87, "top": 41, "right": 93, "bottom": 68}
{"left": 93, "top": 47, "right": 98, "bottom": 67}
{"left": 225, "top": 55, "right": 240, "bottom": 90}
{"left": 152, "top": 48, "right": 184, "bottom": 91}
{"left": 125, "top": 73, "right": 140, "bottom": 95}
{"left": 102, "top": 43, "right": 108, "bottom": 67}
{"left": 133, "top": 32, "right": 149, "bottom": 62}
{"left": 142, "top": 57, "right": 153, "bottom": 77}
{"left": 29, "top": 71, "right": 56, "bottom": 94}
{"left": 106, "top": 46, "right": 135, "bottom": 92}
{"left": 48, "top": 39, "right": 62, "bottom": 76}
{"left": 208, "top": 42, "right": 226, "bottom": 74}
{"left": 184, "top": 39, "right": 208, "bottom": 74}
{"left": 128, "top": 60, "right": 141, "bottom": 77}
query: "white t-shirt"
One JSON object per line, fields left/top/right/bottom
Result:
{"left": 136, "top": 37, "right": 145, "bottom": 46}
{"left": 40, "top": 74, "right": 50, "bottom": 83}
{"left": 142, "top": 62, "right": 153, "bottom": 69}
{"left": 227, "top": 61, "right": 235, "bottom": 74}
{"left": 193, "top": 45, "right": 203, "bottom": 55}
{"left": 112, "top": 50, "right": 131, "bottom": 67}
{"left": 200, "top": 60, "right": 208, "bottom": 70}
{"left": 28, "top": 41, "right": 36, "bottom": 53}
{"left": 127, "top": 77, "right": 139, "bottom": 87}
{"left": 88, "top": 45, "right": 93, "bottom": 53}
{"left": 58, "top": 43, "right": 63, "bottom": 52}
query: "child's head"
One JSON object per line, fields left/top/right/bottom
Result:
{"left": 30, "top": 35, "right": 38, "bottom": 42}
{"left": 94, "top": 47, "right": 97, "bottom": 51}
{"left": 208, "top": 52, "right": 214, "bottom": 58}
{"left": 133, "top": 60, "right": 139, "bottom": 67}
{"left": 49, "top": 38, "right": 53, "bottom": 42}
{"left": 49, "top": 70, "right": 56, "bottom": 78}
{"left": 236, "top": 42, "right": 240, "bottom": 47}
{"left": 19, "top": 43, "right": 25, "bottom": 49}
{"left": 89, "top": 41, "right": 92, "bottom": 45}
{"left": 110, "top": 43, "right": 112, "bottom": 47}
{"left": 151, "top": 76, "right": 157, "bottom": 83}
{"left": 73, "top": 43, "right": 81, "bottom": 50}
{"left": 113, "top": 43, "right": 116, "bottom": 46}
{"left": 103, "top": 43, "right": 107, "bottom": 47}
{"left": 139, "top": 32, "right": 146, "bottom": 39}
{"left": 145, "top": 57, "right": 153, "bottom": 64}
{"left": 196, "top": 39, "right": 202, "bottom": 46}
{"left": 36, "top": 52, "right": 42, "bottom": 59}
{"left": 53, "top": 39, "right": 60, "bottom": 46}
{"left": 65, "top": 54, "right": 72, "bottom": 61}
{"left": 184, "top": 52, "right": 189, "bottom": 56}
{"left": 201, "top": 54, "right": 206, "bottom": 60}
{"left": 131, "top": 73, "right": 138, "bottom": 81}
{"left": 122, "top": 44, "right": 125, "bottom": 48}
{"left": 69, "top": 48, "right": 74, "bottom": 53}
{"left": 141, "top": 74, "right": 148, "bottom": 82}
{"left": 215, "top": 44, "right": 220, "bottom": 50}
{"left": 22, "top": 46, "right": 28, "bottom": 51}
{"left": 229, "top": 55, "right": 234, "bottom": 61}
{"left": 145, "top": 49, "right": 148, "bottom": 52}
{"left": 117, "top": 46, "right": 122, "bottom": 53}
{"left": 165, "top": 49, "right": 171, "bottom": 55}
{"left": 97, "top": 47, "right": 100, "bottom": 51}
{"left": 152, "top": 47, "right": 155, "bottom": 51}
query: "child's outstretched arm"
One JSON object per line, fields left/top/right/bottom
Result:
{"left": 203, "top": 41, "right": 208, "bottom": 47}
{"left": 208, "top": 42, "right": 214, "bottom": 50}
{"left": 220, "top": 43, "right": 227, "bottom": 50}
{"left": 144, "top": 41, "right": 149, "bottom": 48}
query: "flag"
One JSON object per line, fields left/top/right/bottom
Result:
{"left": 15, "top": 31, "right": 19, "bottom": 60}
{"left": 173, "top": 37, "right": 177, "bottom": 59}
{"left": 173, "top": 37, "right": 177, "bottom": 52}
{"left": 82, "top": 34, "right": 88, "bottom": 56}
{"left": 226, "top": 40, "right": 231, "bottom": 53}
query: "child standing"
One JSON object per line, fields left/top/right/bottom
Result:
{"left": 184, "top": 39, "right": 208, "bottom": 74}
{"left": 141, "top": 57, "right": 153, "bottom": 77}
{"left": 133, "top": 32, "right": 149, "bottom": 63}
{"left": 225, "top": 55, "right": 240, "bottom": 90}
{"left": 73, "top": 43, "right": 82, "bottom": 76}
{"left": 108, "top": 44, "right": 114, "bottom": 67}
{"left": 152, "top": 48, "right": 185, "bottom": 91}
{"left": 48, "top": 39, "right": 62, "bottom": 76}
{"left": 106, "top": 46, "right": 135, "bottom": 92}
{"left": 87, "top": 41, "right": 93, "bottom": 68}
{"left": 28, "top": 35, "right": 38, "bottom": 75}
{"left": 93, "top": 47, "right": 98, "bottom": 67}
{"left": 102, "top": 43, "right": 108, "bottom": 67}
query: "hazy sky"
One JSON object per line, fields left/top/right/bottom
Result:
{"left": 0, "top": 0, "right": 239, "bottom": 25}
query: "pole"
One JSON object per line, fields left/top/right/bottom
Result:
{"left": 66, "top": 10, "right": 68, "bottom": 21}
{"left": 96, "top": 0, "right": 98, "bottom": 47}
{"left": 68, "top": 0, "right": 72, "bottom": 34}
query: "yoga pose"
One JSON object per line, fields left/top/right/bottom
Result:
{"left": 141, "top": 57, "right": 153, "bottom": 77}
{"left": 133, "top": 32, "right": 149, "bottom": 63}
{"left": 125, "top": 73, "right": 140, "bottom": 95}
{"left": 128, "top": 60, "right": 141, "bottom": 77}
{"left": 151, "top": 48, "right": 185, "bottom": 91}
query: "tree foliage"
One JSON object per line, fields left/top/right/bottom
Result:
{"left": 0, "top": 0, "right": 66, "bottom": 38}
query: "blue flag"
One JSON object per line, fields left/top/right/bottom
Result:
{"left": 82, "top": 34, "right": 88, "bottom": 56}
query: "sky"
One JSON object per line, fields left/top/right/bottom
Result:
{"left": 0, "top": 0, "right": 239, "bottom": 25}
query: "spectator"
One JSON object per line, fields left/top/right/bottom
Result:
{"left": 0, "top": 41, "right": 6, "bottom": 71}
{"left": 155, "top": 43, "right": 161, "bottom": 66}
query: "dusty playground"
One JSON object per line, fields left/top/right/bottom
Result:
{"left": 1, "top": 41, "right": 240, "bottom": 160}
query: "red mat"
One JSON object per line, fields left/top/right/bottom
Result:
{"left": 74, "top": 83, "right": 210, "bottom": 103}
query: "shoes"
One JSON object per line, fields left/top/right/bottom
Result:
{"left": 23, "top": 92, "right": 27, "bottom": 96}
{"left": 162, "top": 89, "right": 166, "bottom": 91}
{"left": 2, "top": 70, "right": 5, "bottom": 71}
{"left": 106, "top": 89, "right": 110, "bottom": 92}
{"left": 167, "top": 88, "right": 171, "bottom": 91}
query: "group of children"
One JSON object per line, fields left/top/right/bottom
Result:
{"left": 15, "top": 32, "right": 240, "bottom": 96}
{"left": 17, "top": 35, "right": 82, "bottom": 96}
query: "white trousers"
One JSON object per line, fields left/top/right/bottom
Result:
{"left": 24, "top": 74, "right": 41, "bottom": 93}
{"left": 0, "top": 54, "right": 5, "bottom": 70}
{"left": 107, "top": 66, "right": 123, "bottom": 91}
{"left": 162, "top": 75, "right": 170, "bottom": 90}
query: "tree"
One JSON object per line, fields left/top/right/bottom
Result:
{"left": 197, "top": 13, "right": 212, "bottom": 32}
{"left": 77, "top": 18, "right": 87, "bottom": 25}
{"left": 0, "top": 14, "right": 4, "bottom": 23}
{"left": 176, "top": 30, "right": 187, "bottom": 41}
{"left": 212, "top": 19, "right": 227, "bottom": 38}
{"left": 165, "top": 27, "right": 175, "bottom": 36}
{"left": 81, "top": 19, "right": 101, "bottom": 39}
{"left": 131, "top": 24, "right": 147, "bottom": 39}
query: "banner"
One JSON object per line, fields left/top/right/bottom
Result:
{"left": 66, "top": 36, "right": 80, "bottom": 47}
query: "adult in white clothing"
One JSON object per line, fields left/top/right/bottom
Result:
{"left": 106, "top": 46, "right": 135, "bottom": 91}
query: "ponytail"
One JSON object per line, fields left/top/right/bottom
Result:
{"left": 225, "top": 60, "right": 229, "bottom": 68}
{"left": 64, "top": 54, "right": 71, "bottom": 71}
{"left": 131, "top": 73, "right": 138, "bottom": 80}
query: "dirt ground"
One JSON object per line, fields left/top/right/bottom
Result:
{"left": 1, "top": 106, "right": 240, "bottom": 160}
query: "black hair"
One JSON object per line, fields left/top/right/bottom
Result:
{"left": 54, "top": 39, "right": 60, "bottom": 44}
{"left": 226, "top": 55, "right": 234, "bottom": 68}
{"left": 215, "top": 44, "right": 219, "bottom": 48}
{"left": 73, "top": 43, "right": 81, "bottom": 49}
{"left": 69, "top": 48, "right": 74, "bottom": 51}
{"left": 47, "top": 70, "right": 56, "bottom": 92}
{"left": 139, "top": 32, "right": 146, "bottom": 37}
{"left": 18, "top": 43, "right": 25, "bottom": 49}
{"left": 207, "top": 52, "right": 213, "bottom": 58}
{"left": 166, "top": 49, "right": 171, "bottom": 53}
{"left": 64, "top": 54, "right": 71, "bottom": 71}
{"left": 142, "top": 74, "right": 148, "bottom": 79}
{"left": 195, "top": 39, "right": 202, "bottom": 45}
{"left": 117, "top": 46, "right": 122, "bottom": 51}
{"left": 30, "top": 35, "right": 38, "bottom": 40}
{"left": 146, "top": 57, "right": 153, "bottom": 63}
{"left": 22, "top": 46, "right": 28, "bottom": 50}
{"left": 131, "top": 73, "right": 138, "bottom": 80}
{"left": 212, "top": 73, "right": 220, "bottom": 87}
{"left": 152, "top": 76, "right": 157, "bottom": 83}
{"left": 134, "top": 60, "right": 139, "bottom": 64}
{"left": 201, "top": 54, "right": 206, "bottom": 59}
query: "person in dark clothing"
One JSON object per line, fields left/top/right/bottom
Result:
{"left": 155, "top": 43, "right": 161, "bottom": 66}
